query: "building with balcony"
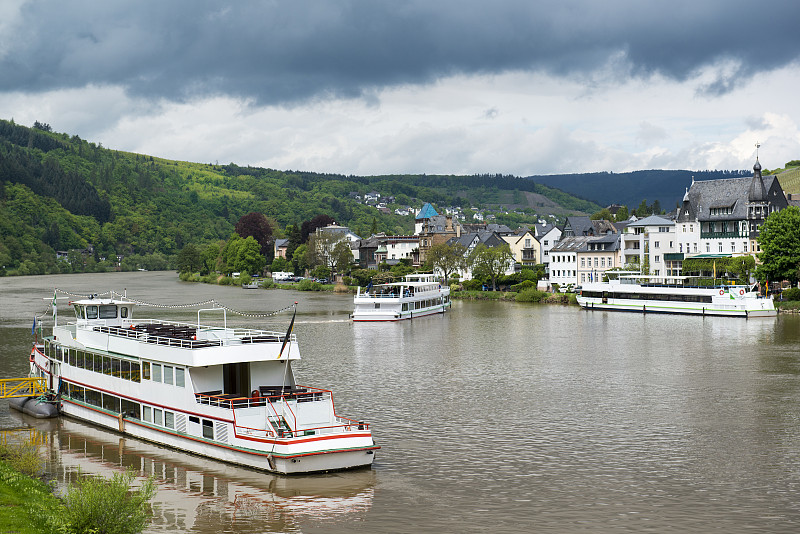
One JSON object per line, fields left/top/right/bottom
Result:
{"left": 502, "top": 229, "right": 539, "bottom": 268}
{"left": 676, "top": 158, "right": 788, "bottom": 259}
{"left": 621, "top": 215, "right": 677, "bottom": 277}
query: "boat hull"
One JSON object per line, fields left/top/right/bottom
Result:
{"left": 59, "top": 397, "right": 377, "bottom": 474}
{"left": 352, "top": 303, "right": 449, "bottom": 322}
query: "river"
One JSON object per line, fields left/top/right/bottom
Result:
{"left": 2, "top": 271, "right": 800, "bottom": 533}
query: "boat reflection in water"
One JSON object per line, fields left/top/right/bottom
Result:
{"left": 8, "top": 411, "right": 376, "bottom": 533}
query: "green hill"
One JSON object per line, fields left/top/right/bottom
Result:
{"left": 0, "top": 119, "right": 598, "bottom": 275}
{"left": 775, "top": 166, "right": 800, "bottom": 195}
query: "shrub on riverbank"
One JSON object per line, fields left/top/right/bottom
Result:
{"left": 64, "top": 469, "right": 156, "bottom": 534}
{"left": 515, "top": 288, "right": 549, "bottom": 302}
{"left": 782, "top": 287, "right": 800, "bottom": 301}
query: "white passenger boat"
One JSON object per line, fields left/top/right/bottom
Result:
{"left": 29, "top": 293, "right": 379, "bottom": 474}
{"left": 577, "top": 275, "right": 776, "bottom": 317}
{"left": 352, "top": 273, "right": 450, "bottom": 322}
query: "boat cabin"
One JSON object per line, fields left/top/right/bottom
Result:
{"left": 71, "top": 298, "right": 135, "bottom": 328}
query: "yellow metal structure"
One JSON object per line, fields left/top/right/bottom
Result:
{"left": 0, "top": 377, "right": 47, "bottom": 399}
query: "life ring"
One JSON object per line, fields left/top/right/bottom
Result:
{"left": 739, "top": 289, "right": 745, "bottom": 295}
{"left": 719, "top": 289, "right": 724, "bottom": 296}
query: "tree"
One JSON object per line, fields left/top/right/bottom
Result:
{"left": 300, "top": 214, "right": 335, "bottom": 243}
{"left": 307, "top": 232, "right": 347, "bottom": 272}
{"left": 590, "top": 208, "right": 613, "bottom": 221}
{"left": 270, "top": 256, "right": 290, "bottom": 273}
{"left": 235, "top": 212, "right": 273, "bottom": 258}
{"left": 292, "top": 244, "right": 310, "bottom": 275}
{"left": 428, "top": 242, "right": 467, "bottom": 281}
{"left": 615, "top": 205, "right": 629, "bottom": 221}
{"left": 468, "top": 244, "right": 514, "bottom": 291}
{"left": 756, "top": 206, "right": 800, "bottom": 285}
{"left": 635, "top": 199, "right": 650, "bottom": 218}
{"left": 177, "top": 243, "right": 202, "bottom": 273}
{"left": 331, "top": 240, "right": 354, "bottom": 275}
{"left": 232, "top": 236, "right": 266, "bottom": 275}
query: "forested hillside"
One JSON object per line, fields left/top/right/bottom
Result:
{"left": 0, "top": 119, "right": 598, "bottom": 275}
{"left": 527, "top": 169, "right": 752, "bottom": 211}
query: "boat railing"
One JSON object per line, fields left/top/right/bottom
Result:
{"left": 194, "top": 387, "right": 329, "bottom": 410}
{"left": 233, "top": 419, "right": 371, "bottom": 439}
{"left": 92, "top": 321, "right": 295, "bottom": 348}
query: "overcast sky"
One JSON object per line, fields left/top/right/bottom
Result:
{"left": 2, "top": 1, "right": 800, "bottom": 176}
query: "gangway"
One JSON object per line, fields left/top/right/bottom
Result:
{"left": 0, "top": 377, "right": 47, "bottom": 399}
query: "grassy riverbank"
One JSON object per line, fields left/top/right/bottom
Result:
{"left": 451, "top": 289, "right": 578, "bottom": 305}
{"left": 0, "top": 440, "right": 156, "bottom": 533}
{"left": 0, "top": 459, "right": 63, "bottom": 533}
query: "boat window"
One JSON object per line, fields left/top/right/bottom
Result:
{"left": 165, "top": 411, "right": 175, "bottom": 429}
{"left": 74, "top": 305, "right": 84, "bottom": 319}
{"left": 202, "top": 419, "right": 214, "bottom": 439}
{"left": 175, "top": 368, "right": 185, "bottom": 388}
{"left": 152, "top": 364, "right": 162, "bottom": 382}
{"left": 102, "top": 393, "right": 121, "bottom": 414}
{"left": 120, "top": 360, "right": 131, "bottom": 379}
{"left": 102, "top": 356, "right": 112, "bottom": 375}
{"left": 142, "top": 362, "right": 151, "bottom": 380}
{"left": 92, "top": 354, "right": 102, "bottom": 373}
{"left": 121, "top": 399, "right": 140, "bottom": 419}
{"left": 131, "top": 362, "right": 141, "bottom": 382}
{"left": 99, "top": 305, "right": 117, "bottom": 319}
{"left": 86, "top": 305, "right": 99, "bottom": 319}
{"left": 143, "top": 406, "right": 152, "bottom": 422}
{"left": 111, "top": 358, "right": 121, "bottom": 377}
{"left": 153, "top": 408, "right": 163, "bottom": 426}
{"left": 120, "top": 307, "right": 128, "bottom": 319}
{"left": 163, "top": 365, "right": 174, "bottom": 385}
{"left": 85, "top": 388, "right": 102, "bottom": 407}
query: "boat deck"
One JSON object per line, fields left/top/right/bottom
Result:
{"left": 91, "top": 321, "right": 292, "bottom": 349}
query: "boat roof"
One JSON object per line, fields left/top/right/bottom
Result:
{"left": 69, "top": 297, "right": 137, "bottom": 306}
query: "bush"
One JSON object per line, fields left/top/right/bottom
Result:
{"left": 342, "top": 276, "right": 352, "bottom": 286}
{"left": 510, "top": 280, "right": 535, "bottom": 292}
{"left": 64, "top": 469, "right": 156, "bottom": 534}
{"left": 515, "top": 288, "right": 549, "bottom": 303}
{"left": 297, "top": 279, "right": 323, "bottom": 291}
{"left": 783, "top": 287, "right": 800, "bottom": 301}
{"left": 0, "top": 441, "right": 42, "bottom": 477}
{"left": 462, "top": 279, "right": 483, "bottom": 291}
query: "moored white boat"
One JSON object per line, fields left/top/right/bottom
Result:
{"left": 577, "top": 275, "right": 776, "bottom": 317}
{"left": 29, "top": 292, "right": 378, "bottom": 474}
{"left": 352, "top": 273, "right": 450, "bottom": 322}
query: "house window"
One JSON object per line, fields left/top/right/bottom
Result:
{"left": 679, "top": 244, "right": 683, "bottom": 253}
{"left": 654, "top": 241, "right": 660, "bottom": 248}
{"left": 718, "top": 242, "right": 723, "bottom": 253}
{"left": 601, "top": 257, "right": 605, "bottom": 267}
{"left": 706, "top": 243, "right": 710, "bottom": 253}
{"left": 544, "top": 240, "right": 549, "bottom": 246}
{"left": 744, "top": 242, "right": 748, "bottom": 253}
{"left": 693, "top": 243, "right": 698, "bottom": 253}
{"left": 581, "top": 258, "right": 585, "bottom": 267}
{"left": 731, "top": 242, "right": 736, "bottom": 252}
{"left": 654, "top": 255, "right": 660, "bottom": 263}
{"left": 525, "top": 239, "right": 531, "bottom": 248}
{"left": 594, "top": 258, "right": 598, "bottom": 267}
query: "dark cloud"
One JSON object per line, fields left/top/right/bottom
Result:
{"left": 2, "top": 1, "right": 799, "bottom": 104}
